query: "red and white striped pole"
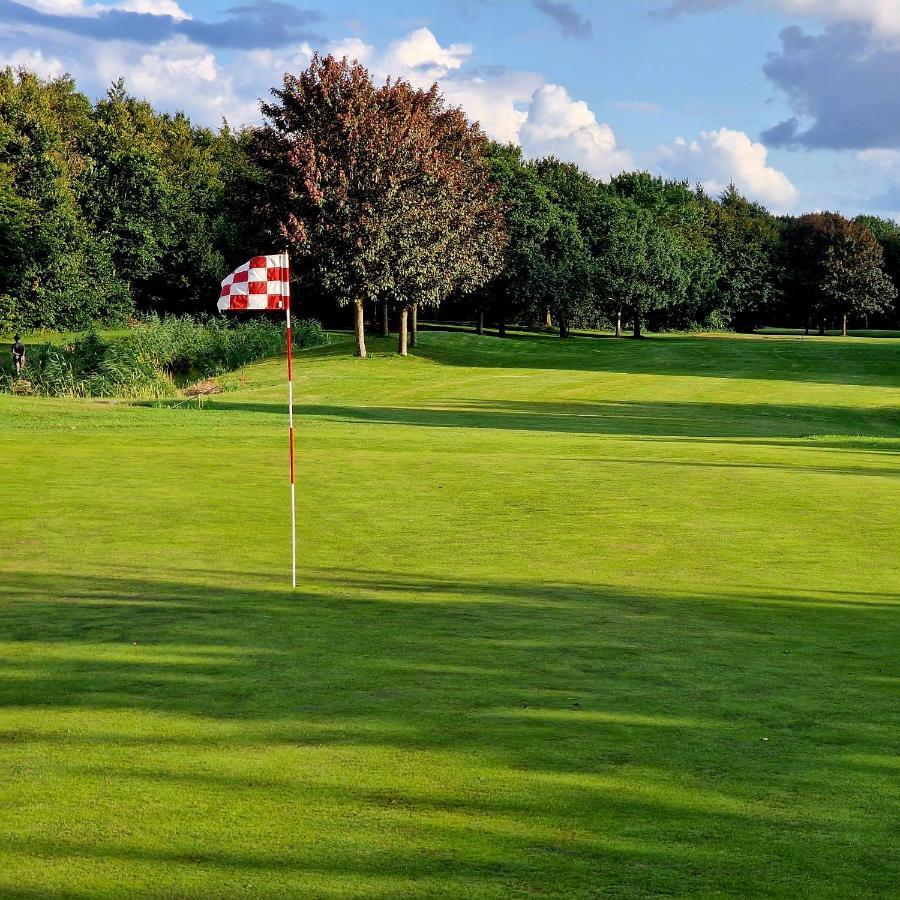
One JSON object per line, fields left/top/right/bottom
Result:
{"left": 284, "top": 250, "right": 296, "bottom": 589}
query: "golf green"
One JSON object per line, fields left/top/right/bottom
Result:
{"left": 1, "top": 329, "right": 897, "bottom": 897}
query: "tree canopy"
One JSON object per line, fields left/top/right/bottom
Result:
{"left": 0, "top": 65, "right": 898, "bottom": 340}
{"left": 248, "top": 55, "right": 505, "bottom": 356}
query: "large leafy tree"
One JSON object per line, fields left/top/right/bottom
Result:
{"left": 82, "top": 81, "right": 232, "bottom": 314}
{"left": 534, "top": 158, "right": 609, "bottom": 333}
{"left": 608, "top": 172, "right": 718, "bottom": 331}
{"left": 474, "top": 144, "right": 578, "bottom": 336}
{"left": 0, "top": 173, "right": 33, "bottom": 305}
{"left": 785, "top": 212, "right": 896, "bottom": 334}
{"left": 0, "top": 70, "right": 231, "bottom": 328}
{"left": 593, "top": 193, "right": 687, "bottom": 338}
{"left": 821, "top": 222, "right": 896, "bottom": 334}
{"left": 249, "top": 54, "right": 504, "bottom": 357}
{"left": 80, "top": 82, "right": 171, "bottom": 295}
{"left": 371, "top": 79, "right": 505, "bottom": 354}
{"left": 249, "top": 55, "right": 385, "bottom": 357}
{"left": 855, "top": 215, "right": 900, "bottom": 325}
{"left": 0, "top": 69, "right": 129, "bottom": 329}
{"left": 708, "top": 184, "right": 783, "bottom": 330}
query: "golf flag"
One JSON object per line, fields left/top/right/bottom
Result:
{"left": 218, "top": 254, "right": 290, "bottom": 311}
{"left": 217, "top": 252, "right": 297, "bottom": 589}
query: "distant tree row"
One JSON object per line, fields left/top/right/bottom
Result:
{"left": 464, "top": 151, "right": 899, "bottom": 340}
{"left": 1, "top": 63, "right": 898, "bottom": 348}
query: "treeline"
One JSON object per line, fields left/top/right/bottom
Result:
{"left": 466, "top": 154, "right": 899, "bottom": 338}
{"left": 0, "top": 70, "right": 251, "bottom": 329}
{"left": 1, "top": 63, "right": 898, "bottom": 345}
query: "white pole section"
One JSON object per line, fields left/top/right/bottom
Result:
{"left": 285, "top": 251, "right": 296, "bottom": 589}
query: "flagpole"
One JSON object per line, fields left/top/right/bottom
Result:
{"left": 285, "top": 250, "right": 296, "bottom": 589}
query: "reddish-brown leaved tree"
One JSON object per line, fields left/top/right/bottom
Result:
{"left": 250, "top": 54, "right": 505, "bottom": 356}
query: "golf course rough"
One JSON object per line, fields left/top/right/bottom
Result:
{"left": 0, "top": 329, "right": 897, "bottom": 897}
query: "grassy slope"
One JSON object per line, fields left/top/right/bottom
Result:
{"left": 0, "top": 330, "right": 897, "bottom": 898}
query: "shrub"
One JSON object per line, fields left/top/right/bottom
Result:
{"left": 293, "top": 317, "right": 328, "bottom": 350}
{"left": 1, "top": 316, "right": 328, "bottom": 398}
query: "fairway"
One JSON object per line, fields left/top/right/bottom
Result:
{"left": 1, "top": 331, "right": 898, "bottom": 897}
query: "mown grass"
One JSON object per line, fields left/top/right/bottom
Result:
{"left": 0, "top": 330, "right": 897, "bottom": 897}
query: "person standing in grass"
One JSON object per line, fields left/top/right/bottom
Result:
{"left": 11, "top": 334, "right": 25, "bottom": 375}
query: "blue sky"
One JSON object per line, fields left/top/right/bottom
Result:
{"left": 4, "top": 0, "right": 900, "bottom": 217}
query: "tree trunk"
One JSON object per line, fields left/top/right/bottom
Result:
{"left": 842, "top": 313, "right": 848, "bottom": 337}
{"left": 818, "top": 321, "right": 826, "bottom": 336}
{"left": 381, "top": 301, "right": 389, "bottom": 336}
{"left": 411, "top": 303, "right": 418, "bottom": 348}
{"left": 498, "top": 317, "right": 507, "bottom": 338}
{"left": 545, "top": 306, "right": 552, "bottom": 328}
{"left": 632, "top": 314, "right": 642, "bottom": 339}
{"left": 354, "top": 299, "right": 367, "bottom": 358}
{"left": 398, "top": 305, "right": 409, "bottom": 356}
{"left": 615, "top": 306, "right": 622, "bottom": 337}
{"left": 476, "top": 305, "right": 484, "bottom": 335}
{"left": 559, "top": 313, "right": 569, "bottom": 338}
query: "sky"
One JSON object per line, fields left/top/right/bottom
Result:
{"left": 3, "top": 0, "right": 900, "bottom": 218}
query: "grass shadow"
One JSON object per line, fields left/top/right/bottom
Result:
{"left": 407, "top": 330, "right": 900, "bottom": 388}
{"left": 200, "top": 397, "right": 900, "bottom": 450}
{"left": 1, "top": 568, "right": 897, "bottom": 893}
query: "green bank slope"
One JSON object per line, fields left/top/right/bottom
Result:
{"left": 0, "top": 331, "right": 898, "bottom": 897}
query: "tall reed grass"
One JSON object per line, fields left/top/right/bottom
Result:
{"left": 1, "top": 316, "right": 328, "bottom": 398}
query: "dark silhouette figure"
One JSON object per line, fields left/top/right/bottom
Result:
{"left": 11, "top": 333, "right": 25, "bottom": 375}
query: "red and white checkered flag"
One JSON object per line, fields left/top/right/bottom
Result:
{"left": 215, "top": 251, "right": 298, "bottom": 588}
{"left": 217, "top": 253, "right": 290, "bottom": 311}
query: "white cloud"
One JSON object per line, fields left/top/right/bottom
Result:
{"left": 665, "top": 0, "right": 900, "bottom": 39}
{"left": 772, "top": 0, "right": 900, "bottom": 39}
{"left": 321, "top": 26, "right": 628, "bottom": 172}
{"left": 112, "top": 0, "right": 190, "bottom": 19}
{"left": 857, "top": 149, "right": 900, "bottom": 168}
{"left": 656, "top": 128, "right": 799, "bottom": 209}
{"left": 520, "top": 83, "right": 632, "bottom": 178}
{"left": 15, "top": 0, "right": 97, "bottom": 13}
{"left": 0, "top": 47, "right": 66, "bottom": 78}
{"left": 381, "top": 27, "right": 472, "bottom": 80}
{"left": 19, "top": 0, "right": 191, "bottom": 19}
{"left": 327, "top": 37, "right": 374, "bottom": 66}
{"left": 91, "top": 37, "right": 258, "bottom": 125}
{"left": 325, "top": 29, "right": 528, "bottom": 142}
{"left": 439, "top": 69, "right": 542, "bottom": 144}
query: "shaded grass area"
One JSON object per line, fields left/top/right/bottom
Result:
{"left": 412, "top": 327, "right": 900, "bottom": 388}
{"left": 0, "top": 331, "right": 898, "bottom": 897}
{"left": 1, "top": 571, "right": 897, "bottom": 896}
{"left": 209, "top": 398, "right": 900, "bottom": 444}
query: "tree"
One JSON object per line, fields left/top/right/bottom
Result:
{"left": 708, "top": 184, "right": 782, "bottom": 330}
{"left": 0, "top": 68, "right": 129, "bottom": 329}
{"left": 80, "top": 82, "right": 172, "bottom": 297}
{"left": 534, "top": 158, "right": 610, "bottom": 333}
{"left": 784, "top": 213, "right": 896, "bottom": 334}
{"left": 534, "top": 207, "right": 592, "bottom": 338}
{"left": 0, "top": 174, "right": 33, "bottom": 310}
{"left": 249, "top": 55, "right": 389, "bottom": 357}
{"left": 608, "top": 172, "right": 717, "bottom": 331}
{"left": 249, "top": 55, "right": 504, "bottom": 357}
{"left": 475, "top": 144, "right": 570, "bottom": 336}
{"left": 855, "top": 215, "right": 900, "bottom": 325}
{"left": 592, "top": 194, "right": 687, "bottom": 338}
{"left": 821, "top": 223, "right": 896, "bottom": 335}
{"left": 374, "top": 79, "right": 504, "bottom": 355}
{"left": 80, "top": 82, "right": 241, "bottom": 316}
